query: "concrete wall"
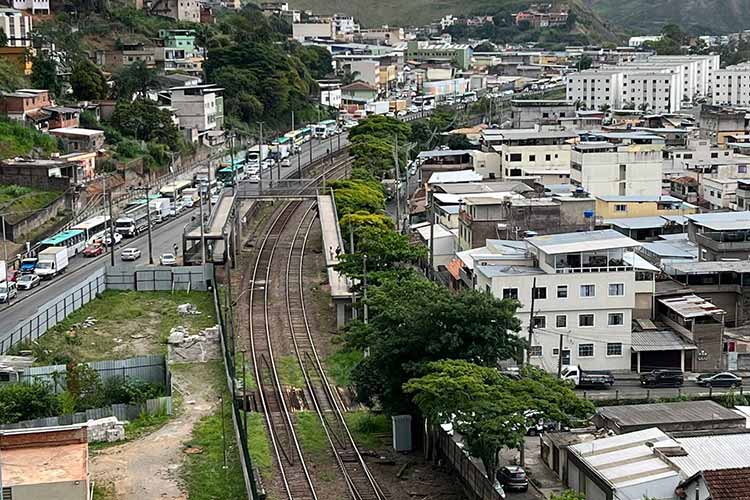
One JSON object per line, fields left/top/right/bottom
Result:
{"left": 105, "top": 263, "right": 212, "bottom": 291}
{"left": 0, "top": 166, "right": 70, "bottom": 191}
{"left": 5, "top": 192, "right": 67, "bottom": 242}
{"left": 12, "top": 481, "right": 88, "bottom": 500}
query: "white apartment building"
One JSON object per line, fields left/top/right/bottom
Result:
{"left": 702, "top": 177, "right": 739, "bottom": 210}
{"left": 0, "top": 8, "right": 32, "bottom": 48}
{"left": 11, "top": 0, "right": 49, "bottom": 14}
{"left": 571, "top": 134, "right": 665, "bottom": 197}
{"left": 473, "top": 230, "right": 645, "bottom": 372}
{"left": 169, "top": 84, "right": 223, "bottom": 132}
{"left": 713, "top": 63, "right": 750, "bottom": 106}
{"left": 565, "top": 54, "right": 719, "bottom": 112}
{"left": 292, "top": 21, "right": 335, "bottom": 41}
{"left": 481, "top": 128, "right": 576, "bottom": 181}
{"left": 332, "top": 14, "right": 359, "bottom": 35}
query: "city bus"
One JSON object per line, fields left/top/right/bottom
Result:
{"left": 38, "top": 229, "right": 86, "bottom": 258}
{"left": 159, "top": 179, "right": 193, "bottom": 201}
{"left": 313, "top": 119, "right": 338, "bottom": 139}
{"left": 284, "top": 127, "right": 313, "bottom": 149}
{"left": 71, "top": 216, "right": 111, "bottom": 244}
{"left": 125, "top": 195, "right": 160, "bottom": 210}
{"left": 413, "top": 95, "right": 436, "bottom": 110}
{"left": 217, "top": 163, "right": 245, "bottom": 186}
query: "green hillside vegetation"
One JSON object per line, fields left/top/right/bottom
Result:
{"left": 0, "top": 119, "right": 59, "bottom": 158}
{"left": 0, "top": 185, "right": 63, "bottom": 223}
{"left": 585, "top": 0, "right": 750, "bottom": 35}
{"left": 285, "top": 0, "right": 620, "bottom": 44}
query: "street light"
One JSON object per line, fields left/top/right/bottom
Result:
{"left": 129, "top": 185, "right": 154, "bottom": 265}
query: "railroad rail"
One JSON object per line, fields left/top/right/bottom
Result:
{"left": 248, "top": 154, "right": 385, "bottom": 500}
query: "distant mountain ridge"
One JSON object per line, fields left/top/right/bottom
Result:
{"left": 584, "top": 0, "right": 750, "bottom": 35}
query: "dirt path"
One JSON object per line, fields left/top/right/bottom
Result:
{"left": 90, "top": 364, "right": 216, "bottom": 499}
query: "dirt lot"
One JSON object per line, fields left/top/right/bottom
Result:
{"left": 91, "top": 362, "right": 222, "bottom": 499}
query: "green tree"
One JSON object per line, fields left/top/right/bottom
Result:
{"left": 79, "top": 110, "right": 100, "bottom": 129}
{"left": 299, "top": 45, "right": 333, "bottom": 79}
{"left": 110, "top": 99, "right": 182, "bottom": 150}
{"left": 327, "top": 178, "right": 386, "bottom": 216}
{"left": 343, "top": 274, "right": 524, "bottom": 415}
{"left": 578, "top": 54, "right": 593, "bottom": 70}
{"left": 350, "top": 135, "right": 397, "bottom": 177}
{"left": 31, "top": 54, "right": 61, "bottom": 97}
{"left": 350, "top": 115, "right": 411, "bottom": 144}
{"left": 405, "top": 361, "right": 594, "bottom": 481}
{"left": 0, "top": 59, "right": 27, "bottom": 92}
{"left": 335, "top": 225, "right": 425, "bottom": 278}
{"left": 70, "top": 59, "right": 108, "bottom": 101}
{"left": 340, "top": 211, "right": 394, "bottom": 238}
{"left": 550, "top": 491, "right": 586, "bottom": 500}
{"left": 0, "top": 381, "right": 60, "bottom": 424}
{"left": 0, "top": 30, "right": 7, "bottom": 47}
{"left": 65, "top": 362, "right": 104, "bottom": 411}
{"left": 474, "top": 41, "right": 496, "bottom": 52}
{"left": 113, "top": 60, "right": 160, "bottom": 100}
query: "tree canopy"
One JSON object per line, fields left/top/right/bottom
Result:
{"left": 71, "top": 59, "right": 109, "bottom": 101}
{"left": 342, "top": 273, "right": 524, "bottom": 415}
{"left": 0, "top": 59, "right": 27, "bottom": 93}
{"left": 31, "top": 55, "right": 62, "bottom": 97}
{"left": 113, "top": 61, "right": 160, "bottom": 100}
{"left": 405, "top": 360, "right": 594, "bottom": 480}
{"left": 110, "top": 99, "right": 182, "bottom": 151}
{"left": 327, "top": 178, "right": 386, "bottom": 216}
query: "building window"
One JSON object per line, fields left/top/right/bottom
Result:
{"left": 614, "top": 204, "right": 627, "bottom": 212}
{"left": 579, "top": 314, "right": 594, "bottom": 327}
{"left": 532, "top": 316, "right": 546, "bottom": 329}
{"left": 529, "top": 154, "right": 536, "bottom": 162}
{"left": 578, "top": 343, "right": 594, "bottom": 357}
{"left": 556, "top": 315, "right": 567, "bottom": 328}
{"left": 580, "top": 284, "right": 595, "bottom": 297}
{"left": 546, "top": 154, "right": 551, "bottom": 161}
{"left": 509, "top": 153, "right": 522, "bottom": 162}
{"left": 503, "top": 288, "right": 518, "bottom": 300}
{"left": 553, "top": 348, "right": 560, "bottom": 356}
{"left": 608, "top": 313, "right": 624, "bottom": 326}
{"left": 607, "top": 342, "right": 623, "bottom": 356}
{"left": 557, "top": 285, "right": 568, "bottom": 298}
{"left": 529, "top": 345, "right": 543, "bottom": 357}
{"left": 533, "top": 287, "right": 547, "bottom": 299}
{"left": 608, "top": 283, "right": 624, "bottom": 296}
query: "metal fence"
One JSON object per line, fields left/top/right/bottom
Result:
{"left": 436, "top": 430, "right": 504, "bottom": 500}
{"left": 19, "top": 355, "right": 170, "bottom": 394}
{"left": 0, "top": 396, "right": 173, "bottom": 430}
{"left": 0, "top": 268, "right": 107, "bottom": 354}
{"left": 105, "top": 264, "right": 211, "bottom": 292}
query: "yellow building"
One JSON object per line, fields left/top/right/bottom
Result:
{"left": 596, "top": 195, "right": 698, "bottom": 220}
{"left": 0, "top": 46, "right": 32, "bottom": 75}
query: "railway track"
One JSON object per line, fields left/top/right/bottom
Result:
{"left": 248, "top": 155, "right": 385, "bottom": 500}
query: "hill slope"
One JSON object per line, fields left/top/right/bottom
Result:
{"left": 287, "top": 0, "right": 619, "bottom": 41}
{"left": 585, "top": 0, "right": 750, "bottom": 35}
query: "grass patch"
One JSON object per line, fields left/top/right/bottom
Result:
{"left": 295, "top": 411, "right": 329, "bottom": 458}
{"left": 276, "top": 355, "right": 304, "bottom": 387}
{"left": 246, "top": 411, "right": 273, "bottom": 476}
{"left": 344, "top": 411, "right": 391, "bottom": 449}
{"left": 92, "top": 481, "right": 117, "bottom": 500}
{"left": 182, "top": 397, "right": 247, "bottom": 500}
{"left": 0, "top": 120, "right": 58, "bottom": 159}
{"left": 326, "top": 348, "right": 363, "bottom": 387}
{"left": 10, "top": 290, "right": 216, "bottom": 364}
{"left": 0, "top": 185, "right": 63, "bottom": 223}
{"left": 235, "top": 352, "right": 257, "bottom": 391}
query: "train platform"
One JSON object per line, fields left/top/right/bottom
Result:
{"left": 317, "top": 192, "right": 352, "bottom": 328}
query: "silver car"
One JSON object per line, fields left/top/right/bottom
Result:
{"left": 160, "top": 253, "right": 177, "bottom": 266}
{"left": 121, "top": 248, "right": 141, "bottom": 261}
{"left": 16, "top": 273, "right": 40, "bottom": 290}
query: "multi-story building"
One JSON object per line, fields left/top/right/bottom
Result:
{"left": 155, "top": 29, "right": 202, "bottom": 75}
{"left": 147, "top": 0, "right": 199, "bottom": 22}
{"left": 169, "top": 84, "right": 224, "bottom": 132}
{"left": 0, "top": 89, "right": 52, "bottom": 123}
{"left": 595, "top": 195, "right": 697, "bottom": 220}
{"left": 702, "top": 177, "right": 740, "bottom": 210}
{"left": 473, "top": 229, "right": 645, "bottom": 372}
{"left": 714, "top": 63, "right": 750, "bottom": 106}
{"left": 11, "top": 0, "right": 49, "bottom": 14}
{"left": 405, "top": 40, "right": 472, "bottom": 70}
{"left": 686, "top": 212, "right": 750, "bottom": 261}
{"left": 332, "top": 13, "right": 359, "bottom": 35}
{"left": 356, "top": 26, "right": 403, "bottom": 46}
{"left": 564, "top": 69, "right": 621, "bottom": 111}
{"left": 570, "top": 133, "right": 665, "bottom": 197}
{"left": 514, "top": 7, "right": 568, "bottom": 28}
{"left": 49, "top": 127, "right": 106, "bottom": 153}
{"left": 698, "top": 105, "right": 750, "bottom": 145}
{"left": 0, "top": 8, "right": 32, "bottom": 48}
{"left": 510, "top": 99, "right": 577, "bottom": 128}
{"left": 292, "top": 21, "right": 335, "bottom": 41}
{"left": 481, "top": 127, "right": 576, "bottom": 182}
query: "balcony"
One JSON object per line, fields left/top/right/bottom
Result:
{"left": 548, "top": 249, "right": 632, "bottom": 274}
{"left": 696, "top": 230, "right": 750, "bottom": 253}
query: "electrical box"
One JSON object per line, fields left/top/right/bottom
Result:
{"left": 392, "top": 414, "right": 412, "bottom": 452}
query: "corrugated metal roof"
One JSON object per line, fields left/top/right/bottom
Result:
{"left": 527, "top": 229, "right": 639, "bottom": 255}
{"left": 597, "top": 401, "right": 741, "bottom": 428}
{"left": 631, "top": 329, "right": 696, "bottom": 352}
{"left": 686, "top": 212, "right": 750, "bottom": 231}
{"left": 667, "top": 434, "right": 750, "bottom": 476}
{"left": 658, "top": 294, "right": 725, "bottom": 318}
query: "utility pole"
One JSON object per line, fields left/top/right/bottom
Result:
{"left": 393, "top": 134, "right": 401, "bottom": 233}
{"left": 145, "top": 188, "right": 153, "bottom": 265}
{"left": 107, "top": 192, "right": 115, "bottom": 267}
{"left": 362, "top": 253, "right": 368, "bottom": 324}
{"left": 1, "top": 215, "right": 7, "bottom": 263}
{"left": 526, "top": 277, "right": 537, "bottom": 364}
{"left": 309, "top": 135, "right": 313, "bottom": 165}
{"left": 258, "top": 122, "right": 264, "bottom": 194}
{"left": 428, "top": 190, "right": 435, "bottom": 279}
{"left": 199, "top": 191, "right": 206, "bottom": 265}
{"left": 291, "top": 110, "right": 295, "bottom": 132}
{"left": 557, "top": 332, "right": 565, "bottom": 377}
{"left": 229, "top": 132, "right": 236, "bottom": 194}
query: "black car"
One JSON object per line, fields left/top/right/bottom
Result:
{"left": 640, "top": 369, "right": 684, "bottom": 387}
{"left": 496, "top": 466, "right": 529, "bottom": 492}
{"left": 697, "top": 372, "right": 742, "bottom": 388}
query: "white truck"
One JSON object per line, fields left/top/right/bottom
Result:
{"left": 115, "top": 204, "right": 150, "bottom": 237}
{"left": 246, "top": 145, "right": 270, "bottom": 166}
{"left": 365, "top": 101, "right": 390, "bottom": 115}
{"left": 149, "top": 198, "right": 171, "bottom": 223}
{"left": 35, "top": 247, "right": 69, "bottom": 279}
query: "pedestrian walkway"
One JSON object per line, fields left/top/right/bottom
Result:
{"left": 317, "top": 192, "right": 352, "bottom": 328}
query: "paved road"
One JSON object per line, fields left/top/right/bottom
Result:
{"left": 575, "top": 377, "right": 750, "bottom": 400}
{"left": 0, "top": 133, "right": 351, "bottom": 342}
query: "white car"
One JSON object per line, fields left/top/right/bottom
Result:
{"left": 160, "top": 253, "right": 177, "bottom": 266}
{"left": 0, "top": 281, "right": 17, "bottom": 303}
{"left": 103, "top": 232, "right": 123, "bottom": 246}
{"left": 281, "top": 158, "right": 291, "bottom": 167}
{"left": 210, "top": 194, "right": 219, "bottom": 205}
{"left": 121, "top": 247, "right": 141, "bottom": 261}
{"left": 16, "top": 273, "right": 40, "bottom": 290}
{"left": 408, "top": 105, "right": 419, "bottom": 113}
{"left": 262, "top": 158, "right": 275, "bottom": 170}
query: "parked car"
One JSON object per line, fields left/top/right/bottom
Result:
{"left": 697, "top": 372, "right": 742, "bottom": 388}
{"left": 496, "top": 466, "right": 528, "bottom": 492}
{"left": 0, "top": 281, "right": 17, "bottom": 303}
{"left": 121, "top": 248, "right": 142, "bottom": 261}
{"left": 83, "top": 244, "right": 104, "bottom": 257}
{"left": 16, "top": 273, "right": 40, "bottom": 290}
{"left": 160, "top": 253, "right": 177, "bottom": 266}
{"left": 103, "top": 232, "right": 123, "bottom": 246}
{"left": 640, "top": 369, "right": 684, "bottom": 388}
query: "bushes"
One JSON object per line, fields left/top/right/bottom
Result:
{"left": 0, "top": 381, "right": 61, "bottom": 424}
{"left": 0, "top": 119, "right": 58, "bottom": 158}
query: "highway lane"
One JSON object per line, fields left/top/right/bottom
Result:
{"left": 576, "top": 378, "right": 750, "bottom": 400}
{"left": 0, "top": 133, "right": 350, "bottom": 340}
